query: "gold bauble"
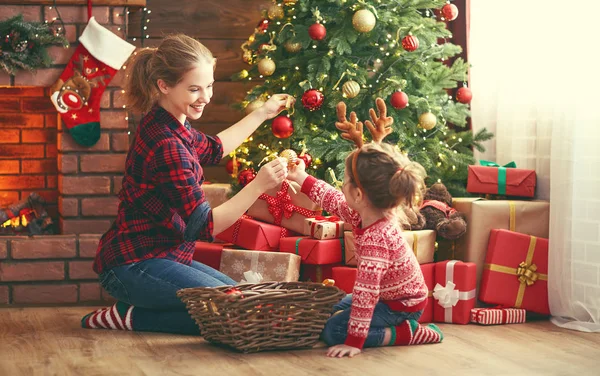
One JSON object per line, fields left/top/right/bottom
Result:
{"left": 257, "top": 58, "right": 276, "bottom": 76}
{"left": 279, "top": 149, "right": 298, "bottom": 168}
{"left": 284, "top": 41, "right": 302, "bottom": 53}
{"left": 342, "top": 80, "right": 361, "bottom": 99}
{"left": 418, "top": 112, "right": 437, "bottom": 130}
{"left": 352, "top": 9, "right": 376, "bottom": 33}
{"left": 245, "top": 99, "right": 265, "bottom": 114}
{"left": 267, "top": 4, "right": 284, "bottom": 20}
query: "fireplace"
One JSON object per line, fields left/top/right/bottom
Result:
{"left": 0, "top": 2, "right": 136, "bottom": 305}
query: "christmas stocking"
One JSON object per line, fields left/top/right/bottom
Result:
{"left": 50, "top": 17, "right": 135, "bottom": 147}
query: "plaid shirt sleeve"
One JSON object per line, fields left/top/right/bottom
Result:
{"left": 151, "top": 140, "right": 214, "bottom": 240}
{"left": 194, "top": 130, "right": 224, "bottom": 166}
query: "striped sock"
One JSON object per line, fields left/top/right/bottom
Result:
{"left": 81, "top": 301, "right": 134, "bottom": 331}
{"left": 390, "top": 320, "right": 443, "bottom": 346}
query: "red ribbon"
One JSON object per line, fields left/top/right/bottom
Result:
{"left": 258, "top": 180, "right": 319, "bottom": 226}
{"left": 87, "top": 0, "right": 93, "bottom": 21}
{"left": 419, "top": 199, "right": 457, "bottom": 218}
{"left": 309, "top": 216, "right": 342, "bottom": 238}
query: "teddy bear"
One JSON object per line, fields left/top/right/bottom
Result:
{"left": 419, "top": 182, "right": 467, "bottom": 240}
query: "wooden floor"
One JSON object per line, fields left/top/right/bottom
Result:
{"left": 0, "top": 307, "right": 598, "bottom": 376}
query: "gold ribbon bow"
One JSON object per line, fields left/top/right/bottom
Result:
{"left": 516, "top": 262, "right": 539, "bottom": 286}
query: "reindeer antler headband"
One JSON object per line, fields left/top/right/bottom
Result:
{"left": 335, "top": 97, "right": 393, "bottom": 192}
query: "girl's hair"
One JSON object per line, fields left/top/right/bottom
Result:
{"left": 345, "top": 143, "right": 426, "bottom": 210}
{"left": 123, "top": 34, "right": 216, "bottom": 113}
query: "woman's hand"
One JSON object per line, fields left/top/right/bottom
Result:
{"left": 252, "top": 157, "right": 288, "bottom": 191}
{"left": 326, "top": 344, "right": 362, "bottom": 358}
{"left": 258, "top": 94, "right": 295, "bottom": 120}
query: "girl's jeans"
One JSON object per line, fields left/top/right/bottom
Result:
{"left": 321, "top": 294, "right": 423, "bottom": 347}
{"left": 99, "top": 258, "right": 236, "bottom": 335}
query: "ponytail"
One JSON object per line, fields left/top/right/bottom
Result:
{"left": 123, "top": 48, "right": 158, "bottom": 114}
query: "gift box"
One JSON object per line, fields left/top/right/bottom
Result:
{"left": 480, "top": 229, "right": 549, "bottom": 315}
{"left": 432, "top": 260, "right": 477, "bottom": 324}
{"left": 303, "top": 216, "right": 345, "bottom": 239}
{"left": 300, "top": 264, "right": 339, "bottom": 283}
{"left": 343, "top": 230, "right": 435, "bottom": 267}
{"left": 464, "top": 200, "right": 549, "bottom": 285}
{"left": 192, "top": 241, "right": 236, "bottom": 270}
{"left": 247, "top": 180, "right": 321, "bottom": 234}
{"left": 467, "top": 160, "right": 536, "bottom": 197}
{"left": 331, "top": 266, "right": 357, "bottom": 294}
{"left": 436, "top": 197, "right": 482, "bottom": 262}
{"left": 219, "top": 249, "right": 301, "bottom": 283}
{"left": 280, "top": 236, "right": 344, "bottom": 265}
{"left": 419, "top": 263, "right": 435, "bottom": 324}
{"left": 470, "top": 307, "right": 526, "bottom": 325}
{"left": 203, "top": 183, "right": 231, "bottom": 208}
{"left": 215, "top": 216, "right": 296, "bottom": 251}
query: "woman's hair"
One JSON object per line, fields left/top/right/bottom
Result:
{"left": 345, "top": 143, "right": 426, "bottom": 210}
{"left": 123, "top": 34, "right": 216, "bottom": 113}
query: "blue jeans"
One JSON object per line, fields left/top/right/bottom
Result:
{"left": 321, "top": 294, "right": 423, "bottom": 347}
{"left": 99, "top": 258, "right": 236, "bottom": 335}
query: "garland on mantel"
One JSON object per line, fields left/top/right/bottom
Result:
{"left": 0, "top": 14, "right": 68, "bottom": 75}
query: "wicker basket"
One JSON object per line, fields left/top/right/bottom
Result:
{"left": 177, "top": 281, "right": 346, "bottom": 353}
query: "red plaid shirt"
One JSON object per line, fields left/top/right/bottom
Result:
{"left": 93, "top": 105, "right": 223, "bottom": 274}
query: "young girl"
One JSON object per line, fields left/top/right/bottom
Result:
{"left": 287, "top": 100, "right": 443, "bottom": 358}
{"left": 81, "top": 34, "right": 292, "bottom": 334}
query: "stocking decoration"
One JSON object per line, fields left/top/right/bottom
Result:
{"left": 50, "top": 5, "right": 135, "bottom": 147}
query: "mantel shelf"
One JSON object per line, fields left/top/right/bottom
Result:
{"left": 0, "top": 0, "right": 146, "bottom": 7}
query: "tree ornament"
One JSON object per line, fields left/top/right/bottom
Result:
{"left": 257, "top": 19, "right": 270, "bottom": 32}
{"left": 267, "top": 4, "right": 284, "bottom": 20}
{"left": 301, "top": 89, "right": 325, "bottom": 111}
{"left": 258, "top": 58, "right": 276, "bottom": 76}
{"left": 418, "top": 112, "right": 437, "bottom": 130}
{"left": 245, "top": 99, "right": 265, "bottom": 114}
{"left": 242, "top": 49, "right": 254, "bottom": 64}
{"left": 271, "top": 115, "right": 294, "bottom": 138}
{"left": 238, "top": 169, "right": 257, "bottom": 187}
{"left": 352, "top": 9, "right": 376, "bottom": 33}
{"left": 441, "top": 3, "right": 459, "bottom": 21}
{"left": 402, "top": 35, "right": 419, "bottom": 52}
{"left": 283, "top": 0, "right": 297, "bottom": 5}
{"left": 456, "top": 87, "right": 472, "bottom": 104}
{"left": 298, "top": 152, "right": 313, "bottom": 168}
{"left": 226, "top": 159, "right": 242, "bottom": 174}
{"left": 279, "top": 149, "right": 298, "bottom": 168}
{"left": 308, "top": 23, "right": 327, "bottom": 41}
{"left": 342, "top": 80, "right": 361, "bottom": 99}
{"left": 390, "top": 91, "right": 409, "bottom": 109}
{"left": 284, "top": 41, "right": 302, "bottom": 53}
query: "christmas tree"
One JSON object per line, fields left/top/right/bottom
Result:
{"left": 230, "top": 0, "right": 492, "bottom": 195}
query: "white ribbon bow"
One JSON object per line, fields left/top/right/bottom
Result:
{"left": 241, "top": 270, "right": 263, "bottom": 284}
{"left": 433, "top": 281, "right": 460, "bottom": 308}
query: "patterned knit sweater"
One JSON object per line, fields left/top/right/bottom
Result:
{"left": 301, "top": 176, "right": 428, "bottom": 349}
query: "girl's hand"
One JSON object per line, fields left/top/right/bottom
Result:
{"left": 287, "top": 158, "right": 308, "bottom": 185}
{"left": 253, "top": 157, "right": 288, "bottom": 191}
{"left": 326, "top": 344, "right": 362, "bottom": 358}
{"left": 258, "top": 94, "right": 295, "bottom": 120}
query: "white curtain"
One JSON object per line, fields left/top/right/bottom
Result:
{"left": 469, "top": 0, "right": 600, "bottom": 331}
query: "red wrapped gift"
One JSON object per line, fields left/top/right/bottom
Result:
{"left": 215, "top": 216, "right": 295, "bottom": 251}
{"left": 467, "top": 161, "right": 536, "bottom": 197}
{"left": 432, "top": 260, "right": 477, "bottom": 324}
{"left": 192, "top": 242, "right": 235, "bottom": 270}
{"left": 471, "top": 307, "right": 526, "bottom": 325}
{"left": 419, "top": 264, "right": 435, "bottom": 324}
{"left": 300, "top": 264, "right": 339, "bottom": 283}
{"left": 280, "top": 236, "right": 344, "bottom": 265}
{"left": 480, "top": 229, "right": 549, "bottom": 314}
{"left": 332, "top": 266, "right": 357, "bottom": 294}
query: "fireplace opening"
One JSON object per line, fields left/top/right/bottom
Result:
{"left": 0, "top": 192, "right": 56, "bottom": 236}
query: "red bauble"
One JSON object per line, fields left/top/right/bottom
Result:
{"left": 298, "top": 152, "right": 312, "bottom": 168}
{"left": 238, "top": 168, "right": 256, "bottom": 187}
{"left": 308, "top": 23, "right": 327, "bottom": 41}
{"left": 257, "top": 18, "right": 270, "bottom": 32}
{"left": 301, "top": 89, "right": 325, "bottom": 111}
{"left": 441, "top": 3, "right": 459, "bottom": 21}
{"left": 271, "top": 115, "right": 295, "bottom": 139}
{"left": 226, "top": 159, "right": 242, "bottom": 174}
{"left": 402, "top": 35, "right": 419, "bottom": 52}
{"left": 456, "top": 87, "right": 473, "bottom": 104}
{"left": 390, "top": 91, "right": 409, "bottom": 109}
